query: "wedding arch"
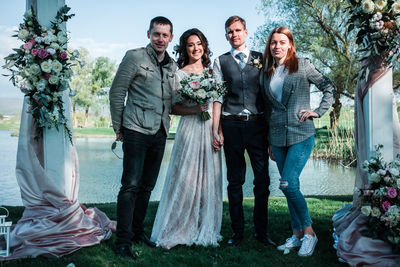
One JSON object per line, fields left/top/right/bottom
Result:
{"left": 0, "top": 0, "right": 114, "bottom": 260}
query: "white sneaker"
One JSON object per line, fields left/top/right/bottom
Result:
{"left": 298, "top": 234, "right": 318, "bottom": 257}
{"left": 277, "top": 235, "right": 302, "bottom": 251}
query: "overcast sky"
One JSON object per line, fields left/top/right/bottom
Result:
{"left": 0, "top": 0, "right": 266, "bottom": 98}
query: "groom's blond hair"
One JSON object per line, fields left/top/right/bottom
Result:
{"left": 225, "top": 16, "right": 246, "bottom": 32}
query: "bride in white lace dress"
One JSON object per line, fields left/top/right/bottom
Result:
{"left": 151, "top": 28, "right": 223, "bottom": 249}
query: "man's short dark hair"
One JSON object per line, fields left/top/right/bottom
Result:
{"left": 149, "top": 16, "right": 173, "bottom": 34}
{"left": 225, "top": 15, "right": 246, "bottom": 31}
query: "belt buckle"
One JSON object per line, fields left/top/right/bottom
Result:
{"left": 244, "top": 114, "right": 250, "bottom": 121}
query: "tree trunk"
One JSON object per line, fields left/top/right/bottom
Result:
{"left": 84, "top": 105, "right": 89, "bottom": 128}
{"left": 329, "top": 90, "right": 342, "bottom": 129}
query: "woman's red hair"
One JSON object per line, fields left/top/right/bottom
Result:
{"left": 263, "top": 26, "right": 298, "bottom": 77}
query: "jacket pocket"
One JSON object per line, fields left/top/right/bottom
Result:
{"left": 136, "top": 64, "right": 155, "bottom": 82}
{"left": 132, "top": 99, "right": 156, "bottom": 129}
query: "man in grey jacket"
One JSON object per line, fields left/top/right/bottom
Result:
{"left": 109, "top": 16, "right": 176, "bottom": 260}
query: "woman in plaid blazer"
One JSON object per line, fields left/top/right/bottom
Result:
{"left": 260, "top": 26, "right": 335, "bottom": 257}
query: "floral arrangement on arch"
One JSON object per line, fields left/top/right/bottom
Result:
{"left": 2, "top": 5, "right": 78, "bottom": 143}
{"left": 359, "top": 144, "right": 400, "bottom": 252}
{"left": 177, "top": 68, "right": 226, "bottom": 121}
{"left": 347, "top": 0, "right": 400, "bottom": 81}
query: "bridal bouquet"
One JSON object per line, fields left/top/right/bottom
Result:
{"left": 2, "top": 6, "right": 76, "bottom": 143}
{"left": 359, "top": 145, "right": 400, "bottom": 251}
{"left": 177, "top": 68, "right": 226, "bottom": 121}
{"left": 347, "top": 0, "right": 400, "bottom": 81}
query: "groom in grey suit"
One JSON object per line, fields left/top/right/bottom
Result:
{"left": 213, "top": 15, "right": 275, "bottom": 247}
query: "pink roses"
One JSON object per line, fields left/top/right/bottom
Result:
{"left": 387, "top": 187, "right": 398, "bottom": 199}
{"left": 382, "top": 200, "right": 392, "bottom": 211}
{"left": 23, "top": 39, "right": 36, "bottom": 50}
{"left": 59, "top": 51, "right": 68, "bottom": 60}
{"left": 37, "top": 48, "right": 50, "bottom": 59}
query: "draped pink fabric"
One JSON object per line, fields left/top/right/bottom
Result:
{"left": 332, "top": 61, "right": 400, "bottom": 266}
{"left": 0, "top": 99, "right": 115, "bottom": 260}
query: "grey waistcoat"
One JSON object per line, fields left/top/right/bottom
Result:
{"left": 219, "top": 51, "right": 264, "bottom": 114}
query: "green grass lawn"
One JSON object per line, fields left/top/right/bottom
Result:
{"left": 2, "top": 196, "right": 352, "bottom": 267}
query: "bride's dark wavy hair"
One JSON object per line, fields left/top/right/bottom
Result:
{"left": 177, "top": 28, "right": 211, "bottom": 68}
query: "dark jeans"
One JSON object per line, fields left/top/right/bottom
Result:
{"left": 115, "top": 127, "right": 166, "bottom": 247}
{"left": 221, "top": 118, "right": 270, "bottom": 237}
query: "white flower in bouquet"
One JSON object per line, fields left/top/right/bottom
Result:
{"left": 375, "top": 20, "right": 385, "bottom": 30}
{"left": 375, "top": 0, "right": 387, "bottom": 10}
{"left": 35, "top": 36, "right": 43, "bottom": 44}
{"left": 36, "top": 79, "right": 47, "bottom": 91}
{"left": 52, "top": 60, "right": 62, "bottom": 72}
{"left": 371, "top": 207, "right": 381, "bottom": 217}
{"left": 40, "top": 59, "right": 52, "bottom": 73}
{"left": 377, "top": 169, "right": 387, "bottom": 176}
{"left": 50, "top": 42, "right": 60, "bottom": 50}
{"left": 29, "top": 63, "right": 41, "bottom": 75}
{"left": 57, "top": 33, "right": 68, "bottom": 44}
{"left": 362, "top": 0, "right": 375, "bottom": 13}
{"left": 369, "top": 172, "right": 381, "bottom": 183}
{"left": 390, "top": 167, "right": 400, "bottom": 176}
{"left": 18, "top": 29, "right": 30, "bottom": 40}
{"left": 46, "top": 48, "right": 56, "bottom": 55}
{"left": 48, "top": 75, "right": 59, "bottom": 85}
{"left": 43, "top": 33, "right": 53, "bottom": 44}
{"left": 196, "top": 89, "right": 207, "bottom": 99}
{"left": 373, "top": 12, "right": 383, "bottom": 20}
{"left": 387, "top": 205, "right": 400, "bottom": 215}
{"left": 393, "top": 2, "right": 400, "bottom": 14}
{"left": 200, "top": 79, "right": 210, "bottom": 88}
{"left": 361, "top": 205, "right": 372, "bottom": 216}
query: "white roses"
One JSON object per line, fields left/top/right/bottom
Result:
{"left": 362, "top": 0, "right": 375, "bottom": 13}
{"left": 18, "top": 29, "right": 29, "bottom": 40}
{"left": 40, "top": 60, "right": 52, "bottom": 73}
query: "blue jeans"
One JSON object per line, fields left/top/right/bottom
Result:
{"left": 271, "top": 135, "right": 314, "bottom": 231}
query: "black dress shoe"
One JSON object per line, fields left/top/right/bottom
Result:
{"left": 227, "top": 234, "right": 243, "bottom": 246}
{"left": 115, "top": 245, "right": 137, "bottom": 260}
{"left": 133, "top": 233, "right": 156, "bottom": 248}
{"left": 255, "top": 234, "right": 277, "bottom": 247}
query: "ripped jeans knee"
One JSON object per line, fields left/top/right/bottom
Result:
{"left": 279, "top": 180, "right": 289, "bottom": 189}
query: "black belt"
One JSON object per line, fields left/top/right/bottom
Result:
{"left": 221, "top": 114, "right": 263, "bottom": 121}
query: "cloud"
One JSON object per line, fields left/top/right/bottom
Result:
{"left": 69, "top": 37, "right": 137, "bottom": 63}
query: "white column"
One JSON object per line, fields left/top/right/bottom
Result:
{"left": 26, "top": 0, "right": 73, "bottom": 199}
{"left": 363, "top": 69, "right": 394, "bottom": 161}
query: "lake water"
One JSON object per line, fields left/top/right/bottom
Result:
{"left": 0, "top": 130, "right": 356, "bottom": 206}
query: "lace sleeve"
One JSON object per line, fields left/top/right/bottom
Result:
{"left": 172, "top": 71, "right": 185, "bottom": 105}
